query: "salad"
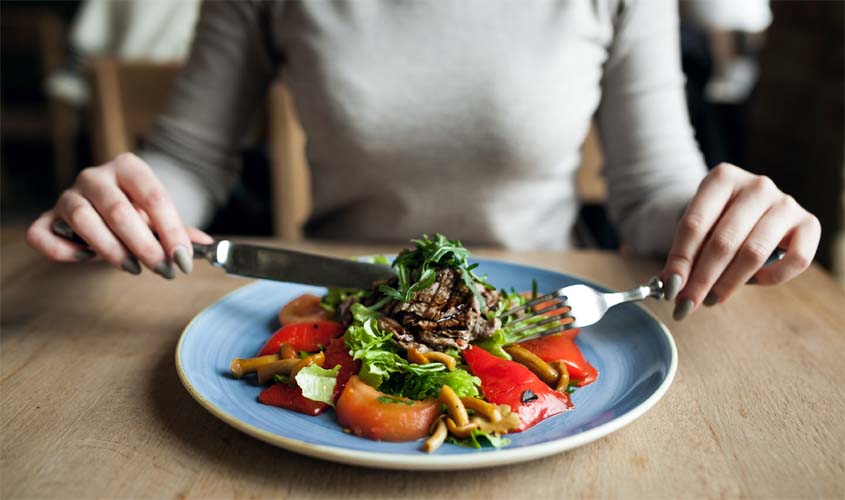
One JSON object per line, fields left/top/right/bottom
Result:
{"left": 229, "top": 234, "right": 598, "bottom": 452}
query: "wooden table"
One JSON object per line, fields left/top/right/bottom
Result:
{"left": 2, "top": 230, "right": 843, "bottom": 499}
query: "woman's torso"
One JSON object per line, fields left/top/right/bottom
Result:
{"left": 270, "top": 1, "right": 616, "bottom": 248}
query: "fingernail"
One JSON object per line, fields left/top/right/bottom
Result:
{"left": 122, "top": 257, "right": 141, "bottom": 275}
{"left": 672, "top": 299, "right": 694, "bottom": 321}
{"left": 154, "top": 261, "right": 175, "bottom": 280}
{"left": 74, "top": 249, "right": 96, "bottom": 261}
{"left": 173, "top": 246, "right": 193, "bottom": 275}
{"left": 664, "top": 274, "right": 682, "bottom": 301}
{"left": 53, "top": 219, "right": 73, "bottom": 238}
{"left": 703, "top": 292, "right": 719, "bottom": 307}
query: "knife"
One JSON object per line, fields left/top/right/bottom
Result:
{"left": 192, "top": 239, "right": 395, "bottom": 288}
{"left": 51, "top": 219, "right": 395, "bottom": 288}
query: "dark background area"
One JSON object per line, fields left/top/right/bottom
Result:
{"left": 1, "top": 0, "right": 843, "bottom": 274}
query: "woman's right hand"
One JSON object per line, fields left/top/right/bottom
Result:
{"left": 26, "top": 153, "right": 213, "bottom": 278}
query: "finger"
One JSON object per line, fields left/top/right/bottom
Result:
{"left": 753, "top": 212, "right": 821, "bottom": 285}
{"left": 707, "top": 198, "right": 800, "bottom": 303}
{"left": 139, "top": 206, "right": 212, "bottom": 247}
{"left": 136, "top": 207, "right": 152, "bottom": 226}
{"left": 112, "top": 153, "right": 193, "bottom": 273}
{"left": 75, "top": 166, "right": 171, "bottom": 278}
{"left": 26, "top": 210, "right": 96, "bottom": 262}
{"left": 678, "top": 176, "right": 781, "bottom": 314}
{"left": 662, "top": 164, "right": 740, "bottom": 300}
{"left": 186, "top": 226, "right": 214, "bottom": 244}
{"left": 55, "top": 190, "right": 141, "bottom": 274}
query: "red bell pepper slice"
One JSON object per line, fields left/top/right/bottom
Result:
{"left": 462, "top": 345, "right": 573, "bottom": 431}
{"left": 258, "top": 383, "right": 329, "bottom": 416}
{"left": 518, "top": 334, "right": 598, "bottom": 386}
{"left": 323, "top": 335, "right": 360, "bottom": 402}
{"left": 257, "top": 321, "right": 345, "bottom": 356}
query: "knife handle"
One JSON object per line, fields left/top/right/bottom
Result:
{"left": 51, "top": 218, "right": 214, "bottom": 260}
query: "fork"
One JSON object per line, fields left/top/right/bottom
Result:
{"left": 502, "top": 249, "right": 786, "bottom": 340}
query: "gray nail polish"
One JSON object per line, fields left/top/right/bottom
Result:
{"left": 122, "top": 257, "right": 142, "bottom": 275}
{"left": 703, "top": 292, "right": 719, "bottom": 307}
{"left": 53, "top": 219, "right": 74, "bottom": 238}
{"left": 672, "top": 299, "right": 694, "bottom": 321}
{"left": 173, "top": 246, "right": 193, "bottom": 275}
{"left": 664, "top": 274, "right": 682, "bottom": 301}
{"left": 74, "top": 249, "right": 96, "bottom": 261}
{"left": 154, "top": 261, "right": 175, "bottom": 280}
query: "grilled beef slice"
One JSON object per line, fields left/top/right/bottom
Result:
{"left": 384, "top": 268, "right": 501, "bottom": 352}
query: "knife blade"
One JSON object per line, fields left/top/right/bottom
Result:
{"left": 193, "top": 240, "right": 395, "bottom": 288}
{"left": 50, "top": 219, "right": 395, "bottom": 288}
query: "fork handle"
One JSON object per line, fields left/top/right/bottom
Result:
{"left": 605, "top": 276, "right": 664, "bottom": 307}
{"left": 606, "top": 248, "right": 786, "bottom": 308}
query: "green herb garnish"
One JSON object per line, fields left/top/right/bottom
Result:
{"left": 320, "top": 288, "right": 370, "bottom": 314}
{"left": 447, "top": 428, "right": 511, "bottom": 449}
{"left": 378, "top": 234, "right": 491, "bottom": 312}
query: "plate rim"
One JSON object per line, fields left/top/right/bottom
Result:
{"left": 175, "top": 258, "right": 678, "bottom": 470}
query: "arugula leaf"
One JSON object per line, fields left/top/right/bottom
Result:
{"left": 378, "top": 234, "right": 492, "bottom": 311}
{"left": 294, "top": 364, "right": 340, "bottom": 406}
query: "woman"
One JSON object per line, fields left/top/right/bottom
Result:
{"left": 26, "top": 0, "right": 820, "bottom": 321}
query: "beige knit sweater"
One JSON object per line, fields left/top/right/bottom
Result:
{"left": 143, "top": 0, "right": 707, "bottom": 253}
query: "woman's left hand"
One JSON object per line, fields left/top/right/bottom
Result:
{"left": 662, "top": 163, "right": 821, "bottom": 321}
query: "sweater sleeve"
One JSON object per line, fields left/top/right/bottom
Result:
{"left": 140, "top": 0, "right": 279, "bottom": 227}
{"left": 596, "top": 0, "right": 708, "bottom": 255}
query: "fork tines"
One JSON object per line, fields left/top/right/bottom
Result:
{"left": 502, "top": 291, "right": 564, "bottom": 317}
{"left": 502, "top": 292, "right": 575, "bottom": 338}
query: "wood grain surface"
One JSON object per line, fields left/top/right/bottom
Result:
{"left": 2, "top": 230, "right": 843, "bottom": 499}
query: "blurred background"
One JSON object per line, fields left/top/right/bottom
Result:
{"left": 1, "top": 0, "right": 843, "bottom": 282}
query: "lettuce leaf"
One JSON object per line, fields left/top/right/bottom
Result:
{"left": 344, "top": 303, "right": 481, "bottom": 398}
{"left": 378, "top": 367, "right": 480, "bottom": 400}
{"left": 294, "top": 364, "right": 340, "bottom": 406}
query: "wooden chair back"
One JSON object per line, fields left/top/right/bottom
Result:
{"left": 89, "top": 58, "right": 182, "bottom": 162}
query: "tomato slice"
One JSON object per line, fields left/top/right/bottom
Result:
{"left": 279, "top": 294, "right": 332, "bottom": 326}
{"left": 462, "top": 345, "right": 573, "bottom": 431}
{"left": 257, "top": 321, "right": 345, "bottom": 356}
{"left": 323, "top": 335, "right": 360, "bottom": 402}
{"left": 258, "top": 383, "right": 329, "bottom": 416}
{"left": 335, "top": 376, "right": 440, "bottom": 442}
{"left": 517, "top": 334, "right": 598, "bottom": 386}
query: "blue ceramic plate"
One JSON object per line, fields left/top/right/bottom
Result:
{"left": 176, "top": 258, "right": 676, "bottom": 470}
